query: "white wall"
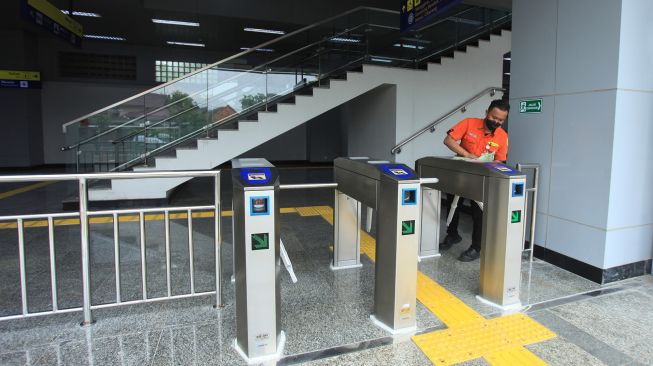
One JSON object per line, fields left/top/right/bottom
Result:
{"left": 510, "top": 0, "right": 653, "bottom": 269}
{"left": 343, "top": 85, "right": 397, "bottom": 161}
{"left": 338, "top": 32, "right": 511, "bottom": 167}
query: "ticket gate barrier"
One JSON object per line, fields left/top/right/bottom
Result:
{"left": 231, "top": 158, "right": 284, "bottom": 362}
{"left": 333, "top": 157, "right": 437, "bottom": 333}
{"left": 416, "top": 157, "right": 527, "bottom": 310}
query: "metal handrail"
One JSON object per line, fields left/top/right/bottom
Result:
{"left": 61, "top": 6, "right": 398, "bottom": 131}
{"left": 60, "top": 20, "right": 370, "bottom": 152}
{"left": 110, "top": 56, "right": 367, "bottom": 172}
{"left": 0, "top": 170, "right": 223, "bottom": 325}
{"left": 390, "top": 87, "right": 506, "bottom": 155}
{"left": 516, "top": 163, "right": 540, "bottom": 305}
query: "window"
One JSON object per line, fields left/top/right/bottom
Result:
{"left": 155, "top": 60, "right": 208, "bottom": 82}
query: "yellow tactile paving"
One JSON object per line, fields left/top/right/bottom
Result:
{"left": 295, "top": 206, "right": 319, "bottom": 216}
{"left": 416, "top": 272, "right": 484, "bottom": 327}
{"left": 359, "top": 231, "right": 377, "bottom": 262}
{"left": 309, "top": 205, "right": 556, "bottom": 366}
{"left": 412, "top": 314, "right": 555, "bottom": 365}
{"left": 485, "top": 345, "right": 549, "bottom": 366}
{"left": 312, "top": 205, "right": 334, "bottom": 225}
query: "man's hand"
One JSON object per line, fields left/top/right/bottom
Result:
{"left": 444, "top": 135, "right": 476, "bottom": 158}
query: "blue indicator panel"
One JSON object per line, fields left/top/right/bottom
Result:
{"left": 512, "top": 182, "right": 524, "bottom": 197}
{"left": 250, "top": 196, "right": 270, "bottom": 216}
{"left": 240, "top": 167, "right": 271, "bottom": 185}
{"left": 378, "top": 164, "right": 415, "bottom": 180}
{"left": 483, "top": 162, "right": 520, "bottom": 175}
{"left": 402, "top": 188, "right": 417, "bottom": 205}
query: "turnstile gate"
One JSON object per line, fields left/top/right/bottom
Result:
{"left": 416, "top": 157, "right": 527, "bottom": 309}
{"left": 333, "top": 157, "right": 436, "bottom": 333}
{"left": 231, "top": 158, "right": 284, "bottom": 362}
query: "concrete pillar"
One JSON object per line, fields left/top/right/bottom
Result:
{"left": 509, "top": 0, "right": 653, "bottom": 282}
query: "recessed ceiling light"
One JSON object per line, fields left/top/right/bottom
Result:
{"left": 84, "top": 34, "right": 126, "bottom": 41}
{"left": 167, "top": 41, "right": 205, "bottom": 47}
{"left": 370, "top": 57, "right": 392, "bottom": 63}
{"left": 330, "top": 37, "right": 360, "bottom": 43}
{"left": 240, "top": 47, "right": 274, "bottom": 52}
{"left": 244, "top": 27, "right": 285, "bottom": 35}
{"left": 504, "top": 72, "right": 511, "bottom": 75}
{"left": 504, "top": 57, "right": 512, "bottom": 61}
{"left": 61, "top": 10, "right": 101, "bottom": 17}
{"left": 153, "top": 19, "right": 200, "bottom": 27}
{"left": 393, "top": 43, "right": 425, "bottom": 50}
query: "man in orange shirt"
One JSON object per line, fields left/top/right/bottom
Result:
{"left": 440, "top": 99, "right": 510, "bottom": 261}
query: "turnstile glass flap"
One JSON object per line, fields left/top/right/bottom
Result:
{"left": 231, "top": 158, "right": 279, "bottom": 189}
{"left": 415, "top": 156, "right": 525, "bottom": 202}
{"left": 334, "top": 157, "right": 418, "bottom": 209}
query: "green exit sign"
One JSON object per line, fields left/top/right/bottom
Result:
{"left": 519, "top": 99, "right": 542, "bottom": 113}
{"left": 401, "top": 220, "right": 415, "bottom": 235}
{"left": 511, "top": 210, "right": 521, "bottom": 224}
{"left": 251, "top": 233, "right": 269, "bottom": 250}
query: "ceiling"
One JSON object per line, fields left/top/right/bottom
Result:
{"left": 3, "top": 0, "right": 511, "bottom": 53}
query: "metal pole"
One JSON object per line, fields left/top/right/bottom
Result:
{"left": 188, "top": 209, "right": 195, "bottom": 294}
{"left": 214, "top": 171, "right": 223, "bottom": 308}
{"left": 48, "top": 217, "right": 58, "bottom": 311}
{"left": 165, "top": 211, "right": 171, "bottom": 297}
{"left": 78, "top": 177, "right": 94, "bottom": 325}
{"left": 140, "top": 211, "right": 147, "bottom": 300}
{"left": 17, "top": 218, "right": 28, "bottom": 315}
{"left": 529, "top": 166, "right": 540, "bottom": 263}
{"left": 113, "top": 213, "right": 121, "bottom": 304}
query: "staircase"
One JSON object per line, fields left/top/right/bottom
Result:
{"left": 61, "top": 6, "right": 512, "bottom": 201}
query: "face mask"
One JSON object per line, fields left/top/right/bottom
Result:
{"left": 484, "top": 118, "right": 500, "bottom": 132}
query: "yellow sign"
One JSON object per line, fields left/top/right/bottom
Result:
{"left": 27, "top": 0, "right": 83, "bottom": 37}
{"left": 0, "top": 70, "right": 41, "bottom": 81}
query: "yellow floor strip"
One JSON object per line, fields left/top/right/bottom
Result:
{"left": 0, "top": 181, "right": 56, "bottom": 200}
{"left": 485, "top": 346, "right": 549, "bottom": 366}
{"left": 416, "top": 272, "right": 484, "bottom": 327}
{"left": 309, "top": 204, "right": 555, "bottom": 365}
{"left": 412, "top": 314, "right": 555, "bottom": 365}
{"left": 295, "top": 206, "right": 319, "bottom": 216}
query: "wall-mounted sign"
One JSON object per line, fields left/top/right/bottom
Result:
{"left": 519, "top": 98, "right": 542, "bottom": 113}
{"left": 20, "top": 0, "right": 83, "bottom": 47}
{"left": 0, "top": 70, "right": 41, "bottom": 89}
{"left": 400, "top": 0, "right": 461, "bottom": 32}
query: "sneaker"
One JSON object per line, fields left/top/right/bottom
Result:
{"left": 439, "top": 233, "right": 462, "bottom": 251}
{"left": 458, "top": 247, "right": 480, "bottom": 262}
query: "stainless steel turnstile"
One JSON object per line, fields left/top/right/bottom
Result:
{"left": 333, "top": 157, "right": 436, "bottom": 333}
{"left": 416, "top": 157, "right": 527, "bottom": 309}
{"left": 231, "top": 158, "right": 284, "bottom": 362}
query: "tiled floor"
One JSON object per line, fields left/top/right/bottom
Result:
{"left": 0, "top": 167, "right": 651, "bottom": 365}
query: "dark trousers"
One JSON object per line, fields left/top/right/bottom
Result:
{"left": 445, "top": 194, "right": 483, "bottom": 251}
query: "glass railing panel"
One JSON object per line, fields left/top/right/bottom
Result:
{"left": 62, "top": 6, "right": 510, "bottom": 173}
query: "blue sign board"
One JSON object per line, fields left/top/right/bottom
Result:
{"left": 484, "top": 162, "right": 520, "bottom": 175}
{"left": 400, "top": 0, "right": 461, "bottom": 32}
{"left": 240, "top": 168, "right": 272, "bottom": 185}
{"left": 379, "top": 164, "right": 415, "bottom": 180}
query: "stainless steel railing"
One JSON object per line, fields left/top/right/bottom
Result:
{"left": 0, "top": 170, "right": 223, "bottom": 325}
{"left": 517, "top": 163, "right": 541, "bottom": 305}
{"left": 391, "top": 87, "right": 506, "bottom": 155}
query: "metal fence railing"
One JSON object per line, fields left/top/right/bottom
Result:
{"left": 0, "top": 171, "right": 222, "bottom": 325}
